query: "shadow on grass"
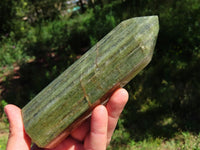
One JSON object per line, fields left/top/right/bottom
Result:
{"left": 121, "top": 55, "right": 200, "bottom": 143}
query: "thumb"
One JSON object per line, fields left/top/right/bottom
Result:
{"left": 4, "top": 104, "right": 31, "bottom": 150}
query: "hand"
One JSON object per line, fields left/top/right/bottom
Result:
{"left": 4, "top": 88, "right": 128, "bottom": 150}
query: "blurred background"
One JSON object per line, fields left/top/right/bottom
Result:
{"left": 0, "top": 0, "right": 200, "bottom": 149}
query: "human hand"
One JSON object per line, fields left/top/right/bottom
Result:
{"left": 4, "top": 88, "right": 128, "bottom": 150}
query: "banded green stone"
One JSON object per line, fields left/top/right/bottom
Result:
{"left": 22, "top": 16, "right": 159, "bottom": 148}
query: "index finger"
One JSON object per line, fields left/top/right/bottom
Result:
{"left": 106, "top": 88, "right": 129, "bottom": 144}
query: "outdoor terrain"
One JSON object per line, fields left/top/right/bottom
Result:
{"left": 1, "top": 0, "right": 200, "bottom": 149}
{"left": 0, "top": 116, "right": 8, "bottom": 150}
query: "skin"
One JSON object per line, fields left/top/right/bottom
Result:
{"left": 4, "top": 88, "right": 128, "bottom": 150}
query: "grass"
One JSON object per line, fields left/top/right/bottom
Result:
{"left": 129, "top": 133, "right": 200, "bottom": 150}
{"left": 0, "top": 120, "right": 8, "bottom": 150}
{"left": 108, "top": 132, "right": 200, "bottom": 150}
{"left": 0, "top": 136, "right": 7, "bottom": 150}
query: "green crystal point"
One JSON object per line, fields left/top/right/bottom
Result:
{"left": 22, "top": 16, "right": 159, "bottom": 148}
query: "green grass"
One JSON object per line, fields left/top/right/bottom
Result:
{"left": 108, "top": 132, "right": 200, "bottom": 150}
{"left": 0, "top": 120, "right": 8, "bottom": 150}
{"left": 130, "top": 133, "right": 200, "bottom": 150}
{"left": 0, "top": 136, "right": 7, "bottom": 150}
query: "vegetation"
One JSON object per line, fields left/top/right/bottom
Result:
{"left": 108, "top": 131, "right": 200, "bottom": 150}
{"left": 0, "top": 0, "right": 200, "bottom": 149}
{"left": 0, "top": 116, "right": 8, "bottom": 150}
